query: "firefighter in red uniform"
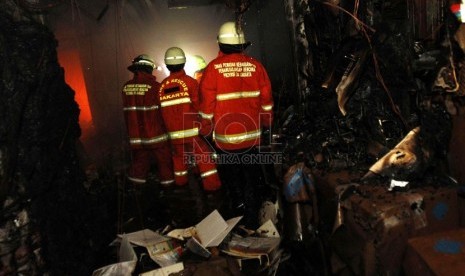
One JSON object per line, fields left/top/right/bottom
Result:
{"left": 158, "top": 47, "right": 221, "bottom": 192}
{"left": 199, "top": 22, "right": 274, "bottom": 228}
{"left": 122, "top": 54, "right": 174, "bottom": 188}
{"left": 193, "top": 55, "right": 207, "bottom": 84}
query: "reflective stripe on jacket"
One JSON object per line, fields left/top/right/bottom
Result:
{"left": 200, "top": 52, "right": 273, "bottom": 150}
{"left": 122, "top": 71, "right": 169, "bottom": 149}
{"left": 158, "top": 69, "right": 201, "bottom": 144}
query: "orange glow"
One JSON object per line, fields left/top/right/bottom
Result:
{"left": 57, "top": 50, "right": 94, "bottom": 140}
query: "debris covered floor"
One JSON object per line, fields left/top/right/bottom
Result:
{"left": 88, "top": 162, "right": 329, "bottom": 276}
{"left": 2, "top": 0, "right": 465, "bottom": 275}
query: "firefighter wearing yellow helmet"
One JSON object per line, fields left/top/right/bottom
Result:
{"left": 158, "top": 47, "right": 221, "bottom": 192}
{"left": 193, "top": 55, "right": 207, "bottom": 83}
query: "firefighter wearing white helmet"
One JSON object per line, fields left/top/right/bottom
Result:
{"left": 164, "top": 47, "right": 186, "bottom": 65}
{"left": 122, "top": 54, "right": 174, "bottom": 188}
{"left": 217, "top": 21, "right": 247, "bottom": 45}
{"left": 158, "top": 47, "right": 221, "bottom": 192}
{"left": 199, "top": 21, "right": 275, "bottom": 229}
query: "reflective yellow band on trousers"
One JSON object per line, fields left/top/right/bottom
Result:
{"left": 174, "top": 170, "right": 188, "bottom": 176}
{"left": 130, "top": 134, "right": 168, "bottom": 145}
{"left": 261, "top": 104, "right": 273, "bottom": 111}
{"left": 214, "top": 129, "right": 261, "bottom": 143}
{"left": 199, "top": 111, "right": 213, "bottom": 119}
{"left": 216, "top": 91, "right": 260, "bottom": 101}
{"left": 200, "top": 169, "right": 218, "bottom": 178}
{"left": 128, "top": 176, "right": 146, "bottom": 184}
{"left": 123, "top": 105, "right": 159, "bottom": 111}
{"left": 168, "top": 128, "right": 199, "bottom": 140}
{"left": 161, "top": 97, "right": 191, "bottom": 107}
{"left": 160, "top": 179, "right": 175, "bottom": 185}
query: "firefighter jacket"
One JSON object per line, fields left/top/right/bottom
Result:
{"left": 122, "top": 71, "right": 169, "bottom": 149}
{"left": 158, "top": 69, "right": 201, "bottom": 144}
{"left": 199, "top": 51, "right": 273, "bottom": 150}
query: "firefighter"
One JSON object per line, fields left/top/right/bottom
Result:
{"left": 122, "top": 54, "right": 174, "bottom": 188}
{"left": 192, "top": 55, "right": 207, "bottom": 83}
{"left": 199, "top": 21, "right": 274, "bottom": 229}
{"left": 158, "top": 47, "right": 221, "bottom": 192}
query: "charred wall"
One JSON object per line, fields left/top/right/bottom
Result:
{"left": 0, "top": 3, "right": 114, "bottom": 274}
{"left": 46, "top": 0, "right": 296, "bottom": 162}
{"left": 278, "top": 0, "right": 464, "bottom": 186}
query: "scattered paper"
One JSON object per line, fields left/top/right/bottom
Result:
{"left": 208, "top": 216, "right": 243, "bottom": 247}
{"left": 117, "top": 229, "right": 169, "bottom": 247}
{"left": 195, "top": 210, "right": 228, "bottom": 247}
{"left": 92, "top": 236, "right": 137, "bottom": 276}
{"left": 186, "top": 236, "right": 211, "bottom": 258}
{"left": 388, "top": 179, "right": 409, "bottom": 191}
{"left": 224, "top": 236, "right": 281, "bottom": 257}
{"left": 166, "top": 226, "right": 195, "bottom": 241}
{"left": 172, "top": 210, "right": 241, "bottom": 248}
{"left": 256, "top": 220, "right": 280, "bottom": 238}
{"left": 139, "top": 262, "right": 184, "bottom": 276}
{"left": 146, "top": 240, "right": 183, "bottom": 267}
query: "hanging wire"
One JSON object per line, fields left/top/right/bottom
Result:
{"left": 320, "top": 1, "right": 375, "bottom": 33}
{"left": 444, "top": 19, "right": 460, "bottom": 92}
{"left": 320, "top": 1, "right": 409, "bottom": 129}
{"left": 114, "top": 0, "right": 125, "bottom": 237}
{"left": 114, "top": 0, "right": 147, "bottom": 239}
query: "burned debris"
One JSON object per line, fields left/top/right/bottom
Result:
{"left": 0, "top": 6, "right": 114, "bottom": 275}
{"left": 1, "top": 0, "right": 465, "bottom": 275}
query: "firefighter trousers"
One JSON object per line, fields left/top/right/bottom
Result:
{"left": 215, "top": 147, "right": 269, "bottom": 229}
{"left": 172, "top": 136, "right": 221, "bottom": 191}
{"left": 128, "top": 144, "right": 174, "bottom": 185}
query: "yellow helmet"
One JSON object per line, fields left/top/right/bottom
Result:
{"left": 193, "top": 55, "right": 207, "bottom": 71}
{"left": 164, "top": 47, "right": 186, "bottom": 65}
{"left": 217, "top": 21, "right": 246, "bottom": 45}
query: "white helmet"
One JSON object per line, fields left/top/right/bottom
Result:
{"left": 164, "top": 47, "right": 186, "bottom": 65}
{"left": 217, "top": 21, "right": 246, "bottom": 45}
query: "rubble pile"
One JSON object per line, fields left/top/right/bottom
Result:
{"left": 279, "top": 0, "right": 459, "bottom": 182}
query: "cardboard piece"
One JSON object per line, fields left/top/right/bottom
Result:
{"left": 403, "top": 228, "right": 465, "bottom": 276}
{"left": 414, "top": 186, "right": 460, "bottom": 236}
{"left": 333, "top": 185, "right": 460, "bottom": 275}
{"left": 334, "top": 185, "right": 425, "bottom": 275}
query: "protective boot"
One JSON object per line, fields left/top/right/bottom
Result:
{"left": 216, "top": 163, "right": 245, "bottom": 218}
